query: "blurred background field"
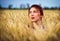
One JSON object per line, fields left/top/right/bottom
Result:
{"left": 0, "top": 0, "right": 60, "bottom": 41}
{"left": 0, "top": 9, "right": 60, "bottom": 41}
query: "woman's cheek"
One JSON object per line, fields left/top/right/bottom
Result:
{"left": 35, "top": 13, "right": 39, "bottom": 17}
{"left": 29, "top": 14, "right": 31, "bottom": 18}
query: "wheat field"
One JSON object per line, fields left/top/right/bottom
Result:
{"left": 0, "top": 9, "right": 60, "bottom": 41}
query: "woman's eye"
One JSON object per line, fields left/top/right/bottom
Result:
{"left": 33, "top": 11, "right": 37, "bottom": 13}
{"left": 29, "top": 10, "right": 37, "bottom": 14}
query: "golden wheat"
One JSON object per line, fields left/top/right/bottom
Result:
{"left": 0, "top": 10, "right": 60, "bottom": 41}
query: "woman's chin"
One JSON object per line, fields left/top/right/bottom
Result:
{"left": 31, "top": 20, "right": 36, "bottom": 22}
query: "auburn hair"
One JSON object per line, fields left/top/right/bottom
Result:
{"left": 28, "top": 4, "right": 43, "bottom": 16}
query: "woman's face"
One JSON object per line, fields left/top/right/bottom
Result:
{"left": 29, "top": 7, "right": 42, "bottom": 22}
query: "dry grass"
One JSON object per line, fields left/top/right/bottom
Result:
{"left": 0, "top": 9, "right": 60, "bottom": 41}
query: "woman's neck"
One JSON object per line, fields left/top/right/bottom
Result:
{"left": 33, "top": 19, "right": 42, "bottom": 27}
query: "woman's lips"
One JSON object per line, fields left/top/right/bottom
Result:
{"left": 31, "top": 17, "right": 35, "bottom": 19}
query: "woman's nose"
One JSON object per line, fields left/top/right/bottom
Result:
{"left": 31, "top": 13, "right": 34, "bottom": 16}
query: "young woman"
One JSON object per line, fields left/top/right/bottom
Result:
{"left": 28, "top": 4, "right": 47, "bottom": 41}
{"left": 28, "top": 4, "right": 46, "bottom": 31}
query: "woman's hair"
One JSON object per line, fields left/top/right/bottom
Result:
{"left": 28, "top": 4, "right": 43, "bottom": 16}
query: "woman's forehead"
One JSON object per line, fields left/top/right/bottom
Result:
{"left": 30, "top": 7, "right": 40, "bottom": 11}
